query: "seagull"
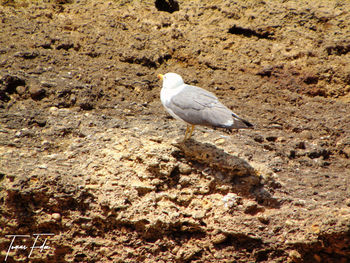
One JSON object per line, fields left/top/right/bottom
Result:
{"left": 158, "top": 72, "right": 253, "bottom": 140}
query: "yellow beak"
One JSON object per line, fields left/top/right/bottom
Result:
{"left": 157, "top": 74, "right": 164, "bottom": 80}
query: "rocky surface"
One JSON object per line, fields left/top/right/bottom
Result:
{"left": 0, "top": 0, "right": 349, "bottom": 262}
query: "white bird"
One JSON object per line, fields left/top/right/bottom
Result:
{"left": 158, "top": 72, "right": 253, "bottom": 140}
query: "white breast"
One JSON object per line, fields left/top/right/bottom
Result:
{"left": 160, "top": 84, "right": 186, "bottom": 122}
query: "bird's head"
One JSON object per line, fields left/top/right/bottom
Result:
{"left": 158, "top": 73, "right": 184, "bottom": 89}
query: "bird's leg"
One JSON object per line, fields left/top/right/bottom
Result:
{"left": 184, "top": 125, "right": 196, "bottom": 141}
{"left": 184, "top": 125, "right": 190, "bottom": 141}
{"left": 188, "top": 125, "right": 195, "bottom": 139}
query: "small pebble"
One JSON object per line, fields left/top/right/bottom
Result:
{"left": 285, "top": 219, "right": 294, "bottom": 226}
{"left": 300, "top": 130, "right": 313, "bottom": 139}
{"left": 38, "top": 164, "right": 48, "bottom": 169}
{"left": 244, "top": 200, "right": 259, "bottom": 214}
{"left": 49, "top": 106, "right": 59, "bottom": 115}
{"left": 16, "top": 85, "right": 26, "bottom": 95}
{"left": 211, "top": 233, "right": 227, "bottom": 244}
{"left": 222, "top": 193, "right": 240, "bottom": 208}
{"left": 52, "top": 213, "right": 61, "bottom": 221}
{"left": 215, "top": 138, "right": 225, "bottom": 145}
{"left": 258, "top": 214, "right": 270, "bottom": 224}
{"left": 178, "top": 163, "right": 192, "bottom": 174}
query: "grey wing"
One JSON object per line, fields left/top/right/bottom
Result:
{"left": 167, "top": 85, "right": 252, "bottom": 128}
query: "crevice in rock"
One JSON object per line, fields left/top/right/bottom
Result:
{"left": 120, "top": 53, "right": 172, "bottom": 69}
{"left": 0, "top": 74, "right": 26, "bottom": 102}
{"left": 228, "top": 25, "right": 274, "bottom": 40}
{"left": 56, "top": 42, "right": 74, "bottom": 51}
{"left": 217, "top": 233, "right": 263, "bottom": 252}
{"left": 155, "top": 0, "right": 179, "bottom": 13}
{"left": 120, "top": 56, "right": 157, "bottom": 68}
{"left": 0, "top": 74, "right": 26, "bottom": 94}
{"left": 325, "top": 41, "right": 350, "bottom": 55}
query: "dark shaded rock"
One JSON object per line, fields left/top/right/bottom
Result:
{"left": 254, "top": 135, "right": 264, "bottom": 143}
{"left": 79, "top": 101, "right": 94, "bottom": 110}
{"left": 307, "top": 148, "right": 331, "bottom": 159}
{"left": 155, "top": 0, "right": 179, "bottom": 13}
{"left": 289, "top": 150, "right": 296, "bottom": 159}
{"left": 244, "top": 200, "right": 259, "bottom": 214}
{"left": 266, "top": 136, "right": 277, "bottom": 142}
{"left": 258, "top": 215, "right": 270, "bottom": 224}
{"left": 303, "top": 74, "right": 319, "bottom": 85}
{"left": 228, "top": 25, "right": 275, "bottom": 40}
{"left": 0, "top": 74, "right": 26, "bottom": 94}
{"left": 14, "top": 50, "right": 39, "bottom": 59}
{"left": 29, "top": 85, "right": 47, "bottom": 100}
{"left": 0, "top": 74, "right": 26, "bottom": 102}
{"left": 28, "top": 117, "right": 47, "bottom": 127}
{"left": 257, "top": 66, "right": 273, "bottom": 77}
{"left": 325, "top": 40, "right": 350, "bottom": 55}
{"left": 56, "top": 42, "right": 74, "bottom": 51}
{"left": 295, "top": 141, "right": 306, "bottom": 149}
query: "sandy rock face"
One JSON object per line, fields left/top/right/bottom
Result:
{"left": 0, "top": 0, "right": 349, "bottom": 262}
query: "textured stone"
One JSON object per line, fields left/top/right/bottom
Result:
{"left": 29, "top": 85, "right": 46, "bottom": 100}
{"left": 0, "top": 1, "right": 349, "bottom": 262}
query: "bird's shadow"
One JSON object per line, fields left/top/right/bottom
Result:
{"left": 172, "top": 138, "right": 281, "bottom": 209}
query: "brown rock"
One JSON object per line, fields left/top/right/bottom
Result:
{"left": 211, "top": 233, "right": 227, "bottom": 244}
{"left": 29, "top": 85, "right": 46, "bottom": 100}
{"left": 1, "top": 1, "right": 349, "bottom": 262}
